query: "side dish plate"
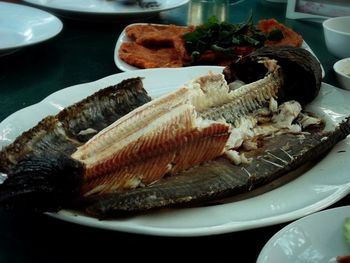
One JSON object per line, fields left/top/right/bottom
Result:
{"left": 114, "top": 23, "right": 325, "bottom": 77}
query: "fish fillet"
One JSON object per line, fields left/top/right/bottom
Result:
{"left": 72, "top": 78, "right": 235, "bottom": 195}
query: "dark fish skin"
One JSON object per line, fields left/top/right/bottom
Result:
{"left": 58, "top": 77, "right": 151, "bottom": 143}
{"left": 0, "top": 152, "right": 84, "bottom": 211}
{"left": 0, "top": 77, "right": 151, "bottom": 174}
{"left": 0, "top": 78, "right": 151, "bottom": 211}
{"left": 83, "top": 117, "right": 350, "bottom": 218}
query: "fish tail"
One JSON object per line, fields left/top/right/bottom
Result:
{"left": 0, "top": 151, "right": 84, "bottom": 211}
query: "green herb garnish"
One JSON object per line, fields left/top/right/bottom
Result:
{"left": 182, "top": 13, "right": 284, "bottom": 65}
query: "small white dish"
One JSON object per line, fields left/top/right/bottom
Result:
{"left": 114, "top": 23, "right": 325, "bottom": 77}
{"left": 334, "top": 58, "right": 350, "bottom": 91}
{"left": 323, "top": 16, "right": 350, "bottom": 58}
{"left": 257, "top": 206, "right": 350, "bottom": 263}
{"left": 0, "top": 2, "right": 63, "bottom": 53}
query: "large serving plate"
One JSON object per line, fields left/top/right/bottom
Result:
{"left": 0, "top": 2, "right": 63, "bottom": 55}
{"left": 114, "top": 23, "right": 325, "bottom": 77}
{"left": 23, "top": 0, "right": 189, "bottom": 17}
{"left": 257, "top": 205, "right": 350, "bottom": 262}
{"left": 0, "top": 66, "right": 349, "bottom": 236}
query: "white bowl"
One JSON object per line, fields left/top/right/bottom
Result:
{"left": 323, "top": 16, "right": 350, "bottom": 58}
{"left": 334, "top": 58, "right": 350, "bottom": 90}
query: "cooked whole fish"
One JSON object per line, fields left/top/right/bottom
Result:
{"left": 0, "top": 46, "right": 343, "bottom": 216}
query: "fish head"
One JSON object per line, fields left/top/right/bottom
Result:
{"left": 223, "top": 46, "right": 322, "bottom": 106}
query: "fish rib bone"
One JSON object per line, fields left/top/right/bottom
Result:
{"left": 199, "top": 72, "right": 281, "bottom": 123}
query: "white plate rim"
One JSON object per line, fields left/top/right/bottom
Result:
{"left": 0, "top": 66, "right": 348, "bottom": 237}
{"left": 23, "top": 0, "right": 189, "bottom": 15}
{"left": 257, "top": 205, "right": 350, "bottom": 262}
{"left": 114, "top": 22, "right": 326, "bottom": 78}
{"left": 0, "top": 2, "right": 63, "bottom": 51}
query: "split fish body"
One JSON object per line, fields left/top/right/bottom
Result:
{"left": 0, "top": 46, "right": 345, "bottom": 216}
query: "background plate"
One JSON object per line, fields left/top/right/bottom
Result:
{"left": 257, "top": 205, "right": 350, "bottom": 262}
{"left": 23, "top": 0, "right": 189, "bottom": 17}
{"left": 0, "top": 67, "right": 348, "bottom": 236}
{"left": 0, "top": 2, "right": 63, "bottom": 52}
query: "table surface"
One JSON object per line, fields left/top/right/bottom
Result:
{"left": 0, "top": 0, "right": 348, "bottom": 262}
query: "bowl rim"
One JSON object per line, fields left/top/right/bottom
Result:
{"left": 333, "top": 58, "right": 350, "bottom": 79}
{"left": 323, "top": 16, "right": 350, "bottom": 36}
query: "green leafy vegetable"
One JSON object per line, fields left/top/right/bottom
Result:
{"left": 182, "top": 13, "right": 284, "bottom": 65}
{"left": 344, "top": 217, "right": 350, "bottom": 246}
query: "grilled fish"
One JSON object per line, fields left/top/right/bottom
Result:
{"left": 0, "top": 46, "right": 341, "bottom": 216}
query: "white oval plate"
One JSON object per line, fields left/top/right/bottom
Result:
{"left": 0, "top": 66, "right": 348, "bottom": 236}
{"left": 257, "top": 206, "right": 350, "bottom": 262}
{"left": 114, "top": 23, "right": 325, "bottom": 77}
{"left": 0, "top": 2, "right": 63, "bottom": 53}
{"left": 23, "top": 0, "right": 189, "bottom": 16}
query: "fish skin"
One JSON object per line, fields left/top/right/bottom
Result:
{"left": 0, "top": 151, "right": 84, "bottom": 211}
{"left": 0, "top": 78, "right": 151, "bottom": 211}
{"left": 58, "top": 77, "right": 152, "bottom": 143}
{"left": 0, "top": 77, "right": 151, "bottom": 174}
{"left": 83, "top": 117, "right": 350, "bottom": 218}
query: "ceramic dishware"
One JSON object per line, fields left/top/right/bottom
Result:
{"left": 323, "top": 16, "right": 350, "bottom": 58}
{"left": 257, "top": 206, "right": 350, "bottom": 262}
{"left": 334, "top": 58, "right": 350, "bottom": 90}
